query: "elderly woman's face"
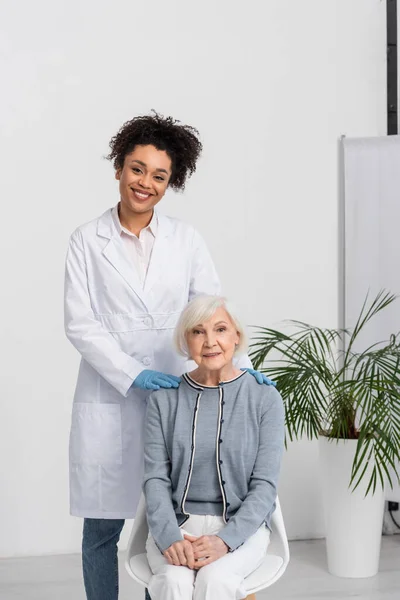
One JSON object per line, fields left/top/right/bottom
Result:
{"left": 186, "top": 307, "right": 240, "bottom": 371}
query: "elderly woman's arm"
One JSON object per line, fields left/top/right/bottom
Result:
{"left": 217, "top": 387, "right": 285, "bottom": 551}
{"left": 143, "top": 394, "right": 183, "bottom": 552}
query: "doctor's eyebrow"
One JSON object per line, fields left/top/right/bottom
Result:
{"left": 129, "top": 159, "right": 170, "bottom": 175}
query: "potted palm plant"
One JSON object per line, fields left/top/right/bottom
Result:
{"left": 250, "top": 290, "right": 400, "bottom": 578}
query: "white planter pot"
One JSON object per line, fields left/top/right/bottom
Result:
{"left": 319, "top": 437, "right": 385, "bottom": 578}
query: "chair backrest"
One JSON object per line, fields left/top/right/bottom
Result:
{"left": 244, "top": 496, "right": 290, "bottom": 593}
{"left": 125, "top": 495, "right": 152, "bottom": 587}
{"left": 268, "top": 497, "right": 290, "bottom": 562}
{"left": 125, "top": 495, "right": 290, "bottom": 593}
{"left": 126, "top": 494, "right": 148, "bottom": 558}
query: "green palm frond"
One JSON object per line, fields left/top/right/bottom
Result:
{"left": 250, "top": 290, "right": 400, "bottom": 495}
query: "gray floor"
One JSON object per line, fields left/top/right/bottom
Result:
{"left": 1, "top": 537, "right": 400, "bottom": 600}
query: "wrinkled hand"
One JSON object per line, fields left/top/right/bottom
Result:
{"left": 241, "top": 368, "right": 276, "bottom": 386}
{"left": 163, "top": 539, "right": 195, "bottom": 569}
{"left": 132, "top": 370, "right": 181, "bottom": 391}
{"left": 184, "top": 534, "right": 229, "bottom": 568}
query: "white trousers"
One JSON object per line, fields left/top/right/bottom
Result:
{"left": 146, "top": 514, "right": 270, "bottom": 600}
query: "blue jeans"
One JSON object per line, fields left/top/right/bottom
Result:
{"left": 82, "top": 518, "right": 152, "bottom": 600}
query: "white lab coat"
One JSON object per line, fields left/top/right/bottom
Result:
{"left": 65, "top": 207, "right": 250, "bottom": 519}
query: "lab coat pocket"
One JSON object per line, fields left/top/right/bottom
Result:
{"left": 70, "top": 403, "right": 122, "bottom": 465}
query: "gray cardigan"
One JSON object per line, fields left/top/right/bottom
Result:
{"left": 143, "top": 371, "right": 285, "bottom": 552}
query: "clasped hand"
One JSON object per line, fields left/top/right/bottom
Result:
{"left": 163, "top": 534, "right": 228, "bottom": 569}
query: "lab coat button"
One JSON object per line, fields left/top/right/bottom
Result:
{"left": 142, "top": 357, "right": 151, "bottom": 366}
{"left": 144, "top": 317, "right": 152, "bottom": 327}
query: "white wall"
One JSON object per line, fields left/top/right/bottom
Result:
{"left": 0, "top": 0, "right": 386, "bottom": 557}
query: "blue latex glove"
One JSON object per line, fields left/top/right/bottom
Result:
{"left": 241, "top": 368, "right": 276, "bottom": 387}
{"left": 132, "top": 370, "right": 181, "bottom": 391}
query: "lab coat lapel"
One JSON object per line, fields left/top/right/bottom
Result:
{"left": 97, "top": 210, "right": 148, "bottom": 309}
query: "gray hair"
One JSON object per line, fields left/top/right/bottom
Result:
{"left": 174, "top": 295, "right": 248, "bottom": 358}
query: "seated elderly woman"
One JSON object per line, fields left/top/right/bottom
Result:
{"left": 143, "top": 295, "right": 285, "bottom": 600}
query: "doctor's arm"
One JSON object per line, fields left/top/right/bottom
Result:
{"left": 188, "top": 228, "right": 221, "bottom": 301}
{"left": 65, "top": 231, "right": 149, "bottom": 397}
{"left": 188, "top": 229, "right": 274, "bottom": 383}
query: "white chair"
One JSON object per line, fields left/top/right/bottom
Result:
{"left": 125, "top": 495, "right": 290, "bottom": 597}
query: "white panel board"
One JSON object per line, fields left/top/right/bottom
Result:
{"left": 343, "top": 135, "right": 400, "bottom": 502}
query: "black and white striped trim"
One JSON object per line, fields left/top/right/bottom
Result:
{"left": 215, "top": 385, "right": 229, "bottom": 524}
{"left": 182, "top": 370, "right": 247, "bottom": 389}
{"left": 180, "top": 391, "right": 202, "bottom": 525}
{"left": 182, "top": 373, "right": 204, "bottom": 390}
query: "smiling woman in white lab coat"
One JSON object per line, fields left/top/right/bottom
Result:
{"left": 64, "top": 112, "right": 272, "bottom": 600}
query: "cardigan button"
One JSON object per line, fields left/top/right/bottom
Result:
{"left": 219, "top": 439, "right": 223, "bottom": 443}
{"left": 219, "top": 460, "right": 223, "bottom": 465}
{"left": 222, "top": 480, "right": 226, "bottom": 485}
{"left": 226, "top": 502, "right": 230, "bottom": 507}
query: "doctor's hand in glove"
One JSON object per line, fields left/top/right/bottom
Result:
{"left": 132, "top": 370, "right": 181, "bottom": 391}
{"left": 241, "top": 368, "right": 276, "bottom": 386}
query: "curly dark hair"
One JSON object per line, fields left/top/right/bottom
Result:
{"left": 106, "top": 111, "right": 203, "bottom": 191}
